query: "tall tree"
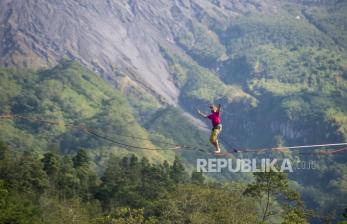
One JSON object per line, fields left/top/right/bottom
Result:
{"left": 13, "top": 151, "right": 48, "bottom": 195}
{"left": 171, "top": 156, "right": 187, "bottom": 184}
{"left": 57, "top": 156, "right": 79, "bottom": 199}
{"left": 42, "top": 152, "right": 61, "bottom": 183}
{"left": 244, "top": 169, "right": 307, "bottom": 223}
{"left": 73, "top": 149, "right": 89, "bottom": 168}
{"left": 0, "top": 141, "right": 12, "bottom": 181}
{"left": 73, "top": 149, "right": 97, "bottom": 200}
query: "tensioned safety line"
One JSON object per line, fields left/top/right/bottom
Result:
{"left": 1, "top": 114, "right": 347, "bottom": 155}
{"left": 0, "top": 114, "right": 209, "bottom": 148}
{"left": 0, "top": 114, "right": 207, "bottom": 152}
{"left": 219, "top": 110, "right": 347, "bottom": 154}
{"left": 238, "top": 143, "right": 347, "bottom": 154}
{"left": 85, "top": 129, "right": 180, "bottom": 151}
{"left": 97, "top": 128, "right": 212, "bottom": 148}
{"left": 272, "top": 143, "right": 347, "bottom": 150}
{"left": 298, "top": 146, "right": 347, "bottom": 155}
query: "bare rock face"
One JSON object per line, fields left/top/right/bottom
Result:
{"left": 0, "top": 0, "right": 271, "bottom": 105}
{"left": 0, "top": 0, "right": 178, "bottom": 104}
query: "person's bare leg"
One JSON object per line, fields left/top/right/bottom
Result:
{"left": 210, "top": 129, "right": 221, "bottom": 153}
{"left": 215, "top": 128, "right": 222, "bottom": 153}
{"left": 211, "top": 141, "right": 221, "bottom": 153}
{"left": 215, "top": 140, "right": 221, "bottom": 152}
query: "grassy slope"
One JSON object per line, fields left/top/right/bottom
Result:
{"left": 0, "top": 60, "right": 176, "bottom": 165}
{"left": 0, "top": 60, "right": 247, "bottom": 183}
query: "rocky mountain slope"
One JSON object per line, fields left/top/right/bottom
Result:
{"left": 0, "top": 0, "right": 275, "bottom": 105}
{"left": 1, "top": 0, "right": 175, "bottom": 103}
{"left": 1, "top": 0, "right": 347, "bottom": 220}
{"left": 1, "top": 0, "right": 347, "bottom": 149}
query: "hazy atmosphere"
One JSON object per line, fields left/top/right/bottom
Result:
{"left": 0, "top": 0, "right": 347, "bottom": 223}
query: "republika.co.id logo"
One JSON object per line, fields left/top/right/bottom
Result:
{"left": 196, "top": 158, "right": 295, "bottom": 173}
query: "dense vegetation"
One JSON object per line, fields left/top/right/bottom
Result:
{"left": 1, "top": 1, "right": 347, "bottom": 223}
{"left": 0, "top": 60, "right": 217, "bottom": 167}
{"left": 0, "top": 60, "right": 330, "bottom": 223}
{"left": 159, "top": 1, "right": 347, "bottom": 222}
{"left": 0, "top": 140, "right": 316, "bottom": 223}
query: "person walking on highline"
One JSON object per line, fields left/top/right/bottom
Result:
{"left": 197, "top": 104, "right": 222, "bottom": 153}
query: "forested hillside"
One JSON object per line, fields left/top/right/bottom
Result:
{"left": 0, "top": 61, "right": 212, "bottom": 166}
{"left": 0, "top": 140, "right": 313, "bottom": 223}
{"left": 160, "top": 2, "right": 347, "bottom": 220}
{"left": 0, "top": 0, "right": 347, "bottom": 223}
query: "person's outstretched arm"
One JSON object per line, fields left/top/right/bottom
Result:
{"left": 217, "top": 104, "right": 221, "bottom": 113}
{"left": 197, "top": 109, "right": 208, "bottom": 118}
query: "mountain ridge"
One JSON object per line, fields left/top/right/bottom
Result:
{"left": 0, "top": 0, "right": 277, "bottom": 105}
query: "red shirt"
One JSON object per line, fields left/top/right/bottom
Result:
{"left": 208, "top": 112, "right": 221, "bottom": 128}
